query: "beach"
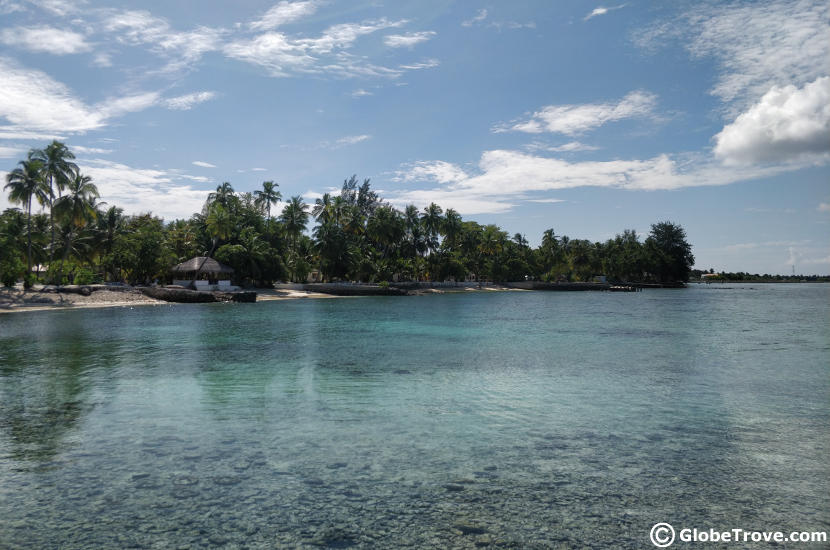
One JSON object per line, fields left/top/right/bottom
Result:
{"left": 0, "top": 283, "right": 528, "bottom": 313}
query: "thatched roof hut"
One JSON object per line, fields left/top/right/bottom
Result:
{"left": 172, "top": 257, "right": 234, "bottom": 278}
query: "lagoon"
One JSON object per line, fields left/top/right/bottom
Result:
{"left": 1, "top": 285, "right": 829, "bottom": 548}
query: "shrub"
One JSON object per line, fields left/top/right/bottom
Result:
{"left": 23, "top": 273, "right": 36, "bottom": 289}
{"left": 72, "top": 267, "right": 96, "bottom": 285}
{"left": 1, "top": 256, "right": 24, "bottom": 288}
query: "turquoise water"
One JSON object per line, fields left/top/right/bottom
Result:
{"left": 1, "top": 285, "right": 829, "bottom": 548}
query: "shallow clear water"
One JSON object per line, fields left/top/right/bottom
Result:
{"left": 1, "top": 284, "right": 829, "bottom": 548}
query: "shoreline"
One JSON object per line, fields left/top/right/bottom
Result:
{"left": 0, "top": 284, "right": 529, "bottom": 314}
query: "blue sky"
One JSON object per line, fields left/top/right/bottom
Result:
{"left": 1, "top": 0, "right": 828, "bottom": 274}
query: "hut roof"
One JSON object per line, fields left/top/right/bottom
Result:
{"left": 171, "top": 256, "right": 234, "bottom": 274}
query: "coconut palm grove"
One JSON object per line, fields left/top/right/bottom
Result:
{"left": 2, "top": 141, "right": 694, "bottom": 288}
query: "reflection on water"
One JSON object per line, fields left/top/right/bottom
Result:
{"left": 0, "top": 285, "right": 829, "bottom": 548}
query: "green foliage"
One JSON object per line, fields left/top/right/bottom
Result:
{"left": 4, "top": 144, "right": 719, "bottom": 288}
{"left": 72, "top": 266, "right": 96, "bottom": 285}
{"left": 23, "top": 272, "right": 36, "bottom": 289}
{"left": 1, "top": 255, "right": 24, "bottom": 287}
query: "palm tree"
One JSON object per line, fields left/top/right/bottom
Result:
{"left": 53, "top": 171, "right": 100, "bottom": 281}
{"left": 205, "top": 203, "right": 233, "bottom": 257}
{"left": 5, "top": 158, "right": 47, "bottom": 274}
{"left": 312, "top": 193, "right": 333, "bottom": 223}
{"left": 443, "top": 208, "right": 462, "bottom": 252}
{"left": 96, "top": 206, "right": 124, "bottom": 280}
{"left": 280, "top": 196, "right": 308, "bottom": 248}
{"left": 280, "top": 196, "right": 309, "bottom": 282}
{"left": 207, "top": 182, "right": 236, "bottom": 209}
{"left": 254, "top": 180, "right": 281, "bottom": 222}
{"left": 29, "top": 141, "right": 77, "bottom": 263}
{"left": 421, "top": 202, "right": 443, "bottom": 255}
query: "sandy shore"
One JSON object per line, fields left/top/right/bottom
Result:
{"left": 0, "top": 287, "right": 167, "bottom": 314}
{"left": 0, "top": 286, "right": 346, "bottom": 314}
{"left": 0, "top": 284, "right": 525, "bottom": 314}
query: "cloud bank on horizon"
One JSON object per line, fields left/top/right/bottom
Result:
{"left": 0, "top": 0, "right": 828, "bottom": 273}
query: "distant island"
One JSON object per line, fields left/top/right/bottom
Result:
{"left": 691, "top": 270, "right": 830, "bottom": 283}
{"left": 4, "top": 140, "right": 694, "bottom": 289}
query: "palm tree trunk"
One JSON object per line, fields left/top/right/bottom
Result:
{"left": 49, "top": 175, "right": 55, "bottom": 265}
{"left": 58, "top": 229, "right": 72, "bottom": 285}
{"left": 26, "top": 197, "right": 33, "bottom": 274}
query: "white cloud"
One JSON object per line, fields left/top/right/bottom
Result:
{"left": 71, "top": 145, "right": 113, "bottom": 155}
{"left": 0, "top": 57, "right": 162, "bottom": 134}
{"left": 384, "top": 31, "right": 436, "bottom": 48}
{"left": 527, "top": 198, "right": 566, "bottom": 204}
{"left": 225, "top": 15, "right": 430, "bottom": 79}
{"left": 0, "top": 56, "right": 106, "bottom": 132}
{"left": 0, "top": 128, "right": 64, "bottom": 140}
{"left": 462, "top": 9, "right": 488, "bottom": 27}
{"left": 335, "top": 134, "right": 371, "bottom": 147}
{"left": 635, "top": 0, "right": 829, "bottom": 111}
{"left": 298, "top": 19, "right": 406, "bottom": 54}
{"left": 387, "top": 188, "right": 516, "bottom": 215}
{"left": 351, "top": 88, "right": 372, "bottom": 98}
{"left": 0, "top": 26, "right": 92, "bottom": 54}
{"left": 192, "top": 160, "right": 216, "bottom": 168}
{"left": 25, "top": 0, "right": 83, "bottom": 16}
{"left": 584, "top": 4, "right": 626, "bottom": 21}
{"left": 251, "top": 167, "right": 268, "bottom": 172}
{"left": 92, "top": 53, "right": 113, "bottom": 67}
{"left": 526, "top": 141, "right": 600, "bottom": 153}
{"left": 398, "top": 59, "right": 439, "bottom": 71}
{"left": 103, "top": 10, "right": 224, "bottom": 73}
{"left": 714, "top": 76, "right": 830, "bottom": 165}
{"left": 165, "top": 91, "right": 217, "bottom": 110}
{"left": 0, "top": 145, "right": 24, "bottom": 158}
{"left": 386, "top": 148, "right": 808, "bottom": 214}
{"left": 495, "top": 91, "right": 657, "bottom": 136}
{"left": 223, "top": 32, "right": 314, "bottom": 77}
{"left": 819, "top": 202, "right": 830, "bottom": 212}
{"left": 0, "top": 1, "right": 25, "bottom": 15}
{"left": 81, "top": 159, "right": 209, "bottom": 220}
{"left": 250, "top": 1, "right": 317, "bottom": 31}
{"left": 392, "top": 160, "right": 469, "bottom": 184}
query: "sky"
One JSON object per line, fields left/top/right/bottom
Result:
{"left": 0, "top": 0, "right": 828, "bottom": 275}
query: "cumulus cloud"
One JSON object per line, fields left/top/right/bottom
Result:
{"left": 714, "top": 77, "right": 830, "bottom": 165}
{"left": 391, "top": 160, "right": 469, "bottom": 184}
{"left": 384, "top": 31, "right": 436, "bottom": 48}
{"left": 351, "top": 88, "right": 372, "bottom": 98}
{"left": 250, "top": 1, "right": 317, "bottom": 31}
{"left": 165, "top": 91, "right": 216, "bottom": 110}
{"left": 495, "top": 91, "right": 657, "bottom": 136}
{"left": 819, "top": 202, "right": 830, "bottom": 212}
{"left": 0, "top": 26, "right": 92, "bottom": 54}
{"left": 81, "top": 159, "right": 209, "bottom": 220}
{"left": 635, "top": 0, "right": 829, "bottom": 112}
{"left": 0, "top": 57, "right": 162, "bottom": 134}
{"left": 385, "top": 148, "right": 803, "bottom": 214}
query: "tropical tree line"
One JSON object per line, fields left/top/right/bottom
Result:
{"left": 2, "top": 142, "right": 695, "bottom": 287}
